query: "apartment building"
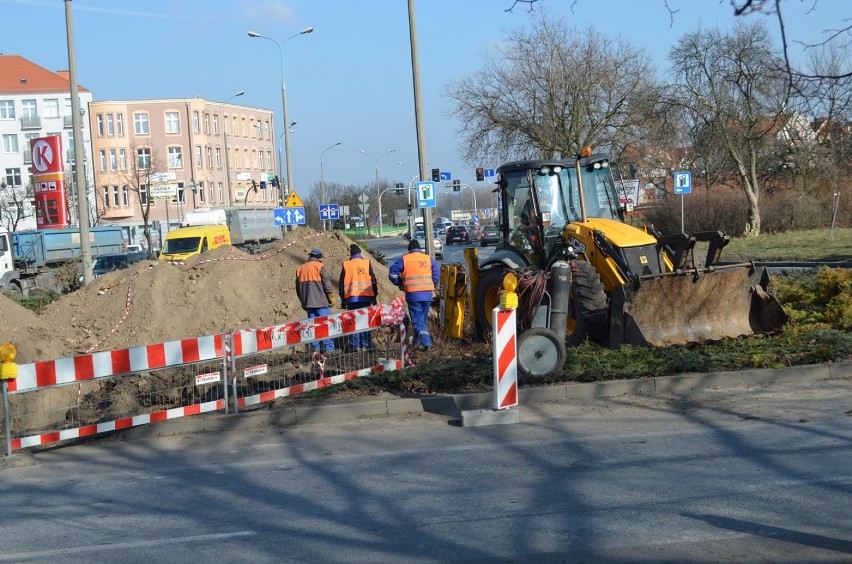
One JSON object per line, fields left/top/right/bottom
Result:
{"left": 0, "top": 54, "right": 94, "bottom": 231}
{"left": 89, "top": 98, "right": 277, "bottom": 248}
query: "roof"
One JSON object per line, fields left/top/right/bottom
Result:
{"left": 0, "top": 54, "right": 89, "bottom": 94}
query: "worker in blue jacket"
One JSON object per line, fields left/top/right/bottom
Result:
{"left": 388, "top": 239, "right": 440, "bottom": 351}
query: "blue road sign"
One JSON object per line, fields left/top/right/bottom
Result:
{"left": 274, "top": 206, "right": 305, "bottom": 225}
{"left": 674, "top": 171, "right": 692, "bottom": 195}
{"left": 440, "top": 171, "right": 452, "bottom": 181}
{"left": 484, "top": 168, "right": 495, "bottom": 177}
{"left": 416, "top": 181, "right": 437, "bottom": 208}
{"left": 319, "top": 203, "right": 340, "bottom": 220}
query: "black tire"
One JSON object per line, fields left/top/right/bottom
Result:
{"left": 517, "top": 327, "right": 566, "bottom": 377}
{"left": 3, "top": 283, "right": 23, "bottom": 297}
{"left": 565, "top": 261, "right": 610, "bottom": 346}
{"left": 474, "top": 266, "right": 508, "bottom": 341}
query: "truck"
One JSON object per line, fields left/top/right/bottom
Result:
{"left": 0, "top": 226, "right": 126, "bottom": 295}
{"left": 159, "top": 207, "right": 282, "bottom": 261}
{"left": 438, "top": 149, "right": 788, "bottom": 376}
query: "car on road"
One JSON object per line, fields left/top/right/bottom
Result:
{"left": 414, "top": 236, "right": 443, "bottom": 259}
{"left": 479, "top": 224, "right": 500, "bottom": 246}
{"left": 445, "top": 225, "right": 471, "bottom": 245}
{"left": 433, "top": 220, "right": 453, "bottom": 235}
{"left": 92, "top": 251, "right": 147, "bottom": 277}
{"left": 466, "top": 224, "right": 481, "bottom": 240}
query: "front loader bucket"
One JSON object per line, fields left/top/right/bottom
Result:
{"left": 609, "top": 265, "right": 788, "bottom": 347}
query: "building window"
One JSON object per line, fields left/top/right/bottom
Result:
{"left": 0, "top": 100, "right": 14, "bottom": 120}
{"left": 215, "top": 148, "right": 221, "bottom": 169}
{"left": 140, "top": 184, "right": 148, "bottom": 205}
{"left": 193, "top": 111, "right": 200, "bottom": 133}
{"left": 244, "top": 149, "right": 249, "bottom": 169}
{"left": 5, "top": 168, "right": 22, "bottom": 187}
{"left": 167, "top": 146, "right": 183, "bottom": 169}
{"left": 217, "top": 182, "right": 223, "bottom": 203}
{"left": 198, "top": 181, "right": 205, "bottom": 203}
{"left": 206, "top": 146, "right": 212, "bottom": 168}
{"left": 175, "top": 182, "right": 186, "bottom": 204}
{"left": 117, "top": 113, "right": 124, "bottom": 136}
{"left": 109, "top": 148, "right": 117, "bottom": 170}
{"left": 21, "top": 99, "right": 37, "bottom": 118}
{"left": 67, "top": 130, "right": 75, "bottom": 153}
{"left": 266, "top": 150, "right": 272, "bottom": 170}
{"left": 137, "top": 147, "right": 151, "bottom": 169}
{"left": 233, "top": 149, "right": 240, "bottom": 169}
{"left": 165, "top": 111, "right": 180, "bottom": 134}
{"left": 134, "top": 113, "right": 149, "bottom": 135}
{"left": 250, "top": 119, "right": 256, "bottom": 138}
{"left": 44, "top": 99, "right": 60, "bottom": 118}
{"left": 112, "top": 186, "right": 120, "bottom": 207}
{"left": 96, "top": 114, "right": 104, "bottom": 136}
{"left": 119, "top": 148, "right": 127, "bottom": 170}
{"left": 103, "top": 186, "right": 110, "bottom": 208}
{"left": 264, "top": 121, "right": 270, "bottom": 140}
{"left": 2, "top": 134, "right": 18, "bottom": 153}
{"left": 241, "top": 117, "right": 247, "bottom": 137}
{"left": 204, "top": 113, "right": 210, "bottom": 134}
{"left": 122, "top": 185, "right": 129, "bottom": 206}
{"left": 99, "top": 149, "right": 107, "bottom": 171}
{"left": 212, "top": 114, "right": 219, "bottom": 135}
{"left": 195, "top": 146, "right": 203, "bottom": 168}
{"left": 106, "top": 114, "right": 114, "bottom": 136}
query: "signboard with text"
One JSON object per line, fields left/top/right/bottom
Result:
{"left": 30, "top": 135, "right": 68, "bottom": 229}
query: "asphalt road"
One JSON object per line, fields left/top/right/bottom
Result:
{"left": 1, "top": 377, "right": 850, "bottom": 562}
{"left": 368, "top": 234, "right": 496, "bottom": 267}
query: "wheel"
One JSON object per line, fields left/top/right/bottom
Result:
{"left": 565, "top": 261, "right": 610, "bottom": 346}
{"left": 517, "top": 327, "right": 566, "bottom": 377}
{"left": 474, "top": 266, "right": 509, "bottom": 340}
{"left": 3, "top": 283, "right": 23, "bottom": 297}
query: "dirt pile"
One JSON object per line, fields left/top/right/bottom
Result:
{"left": 0, "top": 227, "right": 404, "bottom": 363}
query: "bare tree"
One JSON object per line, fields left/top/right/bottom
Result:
{"left": 669, "top": 21, "right": 790, "bottom": 236}
{"left": 446, "top": 10, "right": 661, "bottom": 165}
{"left": 0, "top": 181, "right": 34, "bottom": 231}
{"left": 116, "top": 143, "right": 168, "bottom": 257}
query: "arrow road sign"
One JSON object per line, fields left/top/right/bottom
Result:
{"left": 274, "top": 207, "right": 305, "bottom": 225}
{"left": 320, "top": 203, "right": 340, "bottom": 220}
{"left": 674, "top": 171, "right": 692, "bottom": 195}
{"left": 440, "top": 171, "right": 452, "bottom": 181}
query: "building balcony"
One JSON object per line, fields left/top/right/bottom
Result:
{"left": 20, "top": 116, "right": 42, "bottom": 129}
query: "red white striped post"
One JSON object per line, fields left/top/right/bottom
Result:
{"left": 492, "top": 307, "right": 518, "bottom": 409}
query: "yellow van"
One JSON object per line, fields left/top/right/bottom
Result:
{"left": 159, "top": 225, "right": 231, "bottom": 261}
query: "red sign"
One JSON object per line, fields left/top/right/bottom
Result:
{"left": 31, "top": 135, "right": 69, "bottom": 229}
{"left": 30, "top": 135, "right": 64, "bottom": 174}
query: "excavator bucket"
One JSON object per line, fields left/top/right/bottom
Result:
{"left": 609, "top": 265, "right": 788, "bottom": 347}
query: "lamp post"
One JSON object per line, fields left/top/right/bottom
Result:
{"left": 220, "top": 91, "right": 244, "bottom": 206}
{"left": 276, "top": 122, "right": 296, "bottom": 203}
{"left": 359, "top": 148, "right": 396, "bottom": 236}
{"left": 320, "top": 142, "right": 342, "bottom": 231}
{"left": 248, "top": 27, "right": 313, "bottom": 198}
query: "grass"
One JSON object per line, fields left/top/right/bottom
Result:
{"left": 722, "top": 227, "right": 852, "bottom": 263}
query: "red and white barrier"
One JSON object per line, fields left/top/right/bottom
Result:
{"left": 492, "top": 308, "right": 518, "bottom": 409}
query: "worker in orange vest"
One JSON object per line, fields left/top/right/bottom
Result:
{"left": 339, "top": 243, "right": 378, "bottom": 351}
{"left": 388, "top": 238, "right": 439, "bottom": 351}
{"left": 296, "top": 248, "right": 335, "bottom": 354}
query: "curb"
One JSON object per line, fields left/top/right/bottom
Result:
{"left": 2, "top": 361, "right": 850, "bottom": 466}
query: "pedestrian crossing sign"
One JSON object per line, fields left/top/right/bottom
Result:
{"left": 285, "top": 191, "right": 304, "bottom": 208}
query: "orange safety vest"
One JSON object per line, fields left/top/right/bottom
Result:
{"left": 342, "top": 257, "right": 375, "bottom": 299}
{"left": 296, "top": 260, "right": 324, "bottom": 283}
{"left": 401, "top": 252, "right": 435, "bottom": 293}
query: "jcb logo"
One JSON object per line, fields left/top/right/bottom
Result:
{"left": 569, "top": 236, "right": 586, "bottom": 253}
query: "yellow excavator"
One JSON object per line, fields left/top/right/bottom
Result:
{"left": 438, "top": 149, "right": 788, "bottom": 376}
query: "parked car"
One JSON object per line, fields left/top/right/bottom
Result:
{"left": 414, "top": 236, "right": 443, "bottom": 259}
{"left": 92, "top": 251, "right": 147, "bottom": 277}
{"left": 479, "top": 224, "right": 501, "bottom": 246}
{"left": 445, "top": 225, "right": 471, "bottom": 245}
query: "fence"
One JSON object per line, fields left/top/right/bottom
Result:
{"left": 1, "top": 298, "right": 409, "bottom": 452}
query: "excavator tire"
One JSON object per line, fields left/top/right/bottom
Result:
{"left": 474, "top": 265, "right": 508, "bottom": 340}
{"left": 565, "top": 261, "right": 609, "bottom": 346}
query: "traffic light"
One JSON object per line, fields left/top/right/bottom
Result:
{"left": 475, "top": 167, "right": 484, "bottom": 182}
{"left": 452, "top": 179, "right": 460, "bottom": 192}
{"left": 395, "top": 182, "right": 404, "bottom": 196}
{"left": 431, "top": 168, "right": 440, "bottom": 182}
{"left": 271, "top": 175, "right": 280, "bottom": 188}
{"left": 407, "top": 203, "right": 413, "bottom": 217}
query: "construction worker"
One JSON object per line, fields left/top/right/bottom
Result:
{"left": 296, "top": 248, "right": 335, "bottom": 354}
{"left": 388, "top": 238, "right": 439, "bottom": 351}
{"left": 339, "top": 243, "right": 378, "bottom": 351}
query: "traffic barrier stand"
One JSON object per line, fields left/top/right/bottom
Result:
{"left": 460, "top": 274, "right": 520, "bottom": 427}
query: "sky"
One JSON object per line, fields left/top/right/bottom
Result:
{"left": 1, "top": 0, "right": 847, "bottom": 201}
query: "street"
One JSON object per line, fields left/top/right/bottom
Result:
{"left": 367, "top": 233, "right": 496, "bottom": 266}
{"left": 1, "top": 378, "right": 850, "bottom": 562}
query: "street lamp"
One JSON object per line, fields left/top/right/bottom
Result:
{"left": 359, "top": 148, "right": 396, "bottom": 236}
{"left": 276, "top": 121, "right": 296, "bottom": 204}
{"left": 248, "top": 26, "right": 313, "bottom": 198}
{"left": 320, "top": 142, "right": 342, "bottom": 231}
{"left": 220, "top": 90, "right": 244, "bottom": 206}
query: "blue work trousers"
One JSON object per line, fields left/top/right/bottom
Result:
{"left": 407, "top": 300, "right": 432, "bottom": 349}
{"left": 306, "top": 307, "right": 335, "bottom": 352}
{"left": 346, "top": 302, "right": 372, "bottom": 350}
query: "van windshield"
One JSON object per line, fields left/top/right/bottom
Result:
{"left": 163, "top": 237, "right": 201, "bottom": 254}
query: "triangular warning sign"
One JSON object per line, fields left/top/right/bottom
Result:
{"left": 285, "top": 191, "right": 304, "bottom": 208}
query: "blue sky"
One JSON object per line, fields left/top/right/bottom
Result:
{"left": 1, "top": 0, "right": 846, "bottom": 199}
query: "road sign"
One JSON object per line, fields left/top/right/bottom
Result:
{"left": 674, "top": 171, "right": 692, "bottom": 195}
{"left": 285, "top": 191, "right": 304, "bottom": 208}
{"left": 484, "top": 168, "right": 495, "bottom": 178}
{"left": 320, "top": 203, "right": 340, "bottom": 220}
{"left": 274, "top": 206, "right": 305, "bottom": 225}
{"left": 440, "top": 171, "right": 452, "bottom": 181}
{"left": 417, "top": 181, "right": 436, "bottom": 208}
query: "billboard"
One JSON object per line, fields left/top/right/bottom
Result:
{"left": 30, "top": 135, "right": 69, "bottom": 229}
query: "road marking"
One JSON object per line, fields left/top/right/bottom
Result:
{"left": 0, "top": 531, "right": 257, "bottom": 561}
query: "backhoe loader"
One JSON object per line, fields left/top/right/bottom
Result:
{"left": 438, "top": 149, "right": 787, "bottom": 376}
